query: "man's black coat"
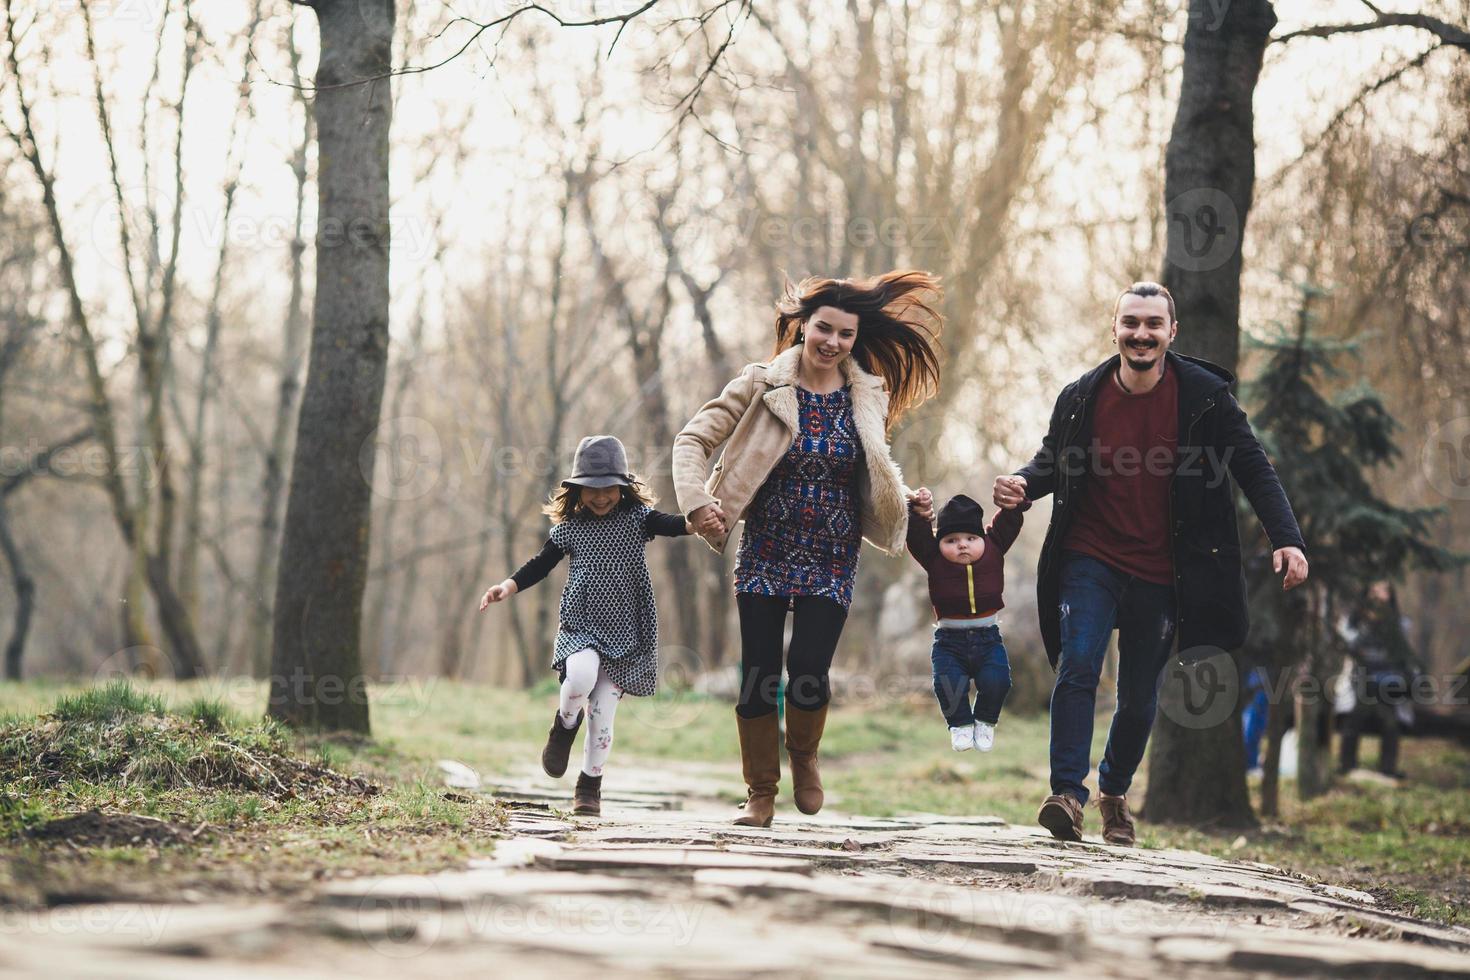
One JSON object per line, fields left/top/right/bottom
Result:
{"left": 1015, "top": 350, "right": 1305, "bottom": 668}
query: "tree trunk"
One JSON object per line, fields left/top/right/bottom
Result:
{"left": 1258, "top": 665, "right": 1290, "bottom": 818}
{"left": 1145, "top": 0, "right": 1277, "bottom": 827}
{"left": 1159, "top": 0, "right": 1276, "bottom": 369}
{"left": 268, "top": 0, "right": 394, "bottom": 732}
{"left": 1296, "top": 585, "right": 1337, "bottom": 799}
{"left": 0, "top": 500, "right": 33, "bottom": 681}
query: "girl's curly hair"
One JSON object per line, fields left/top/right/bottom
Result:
{"left": 541, "top": 474, "right": 658, "bottom": 524}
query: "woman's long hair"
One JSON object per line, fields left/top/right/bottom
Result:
{"left": 541, "top": 475, "right": 658, "bottom": 524}
{"left": 772, "top": 269, "right": 943, "bottom": 431}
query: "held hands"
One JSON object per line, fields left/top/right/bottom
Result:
{"left": 478, "top": 579, "right": 518, "bottom": 611}
{"left": 906, "top": 487, "right": 934, "bottom": 521}
{"left": 1273, "top": 546, "right": 1309, "bottom": 591}
{"left": 993, "top": 475, "right": 1027, "bottom": 510}
{"left": 689, "top": 503, "right": 727, "bottom": 537}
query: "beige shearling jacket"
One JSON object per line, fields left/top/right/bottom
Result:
{"left": 672, "top": 343, "right": 912, "bottom": 557}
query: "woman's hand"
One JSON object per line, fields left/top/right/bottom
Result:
{"left": 478, "top": 579, "right": 518, "bottom": 610}
{"left": 690, "top": 504, "right": 727, "bottom": 536}
{"left": 906, "top": 487, "right": 934, "bottom": 521}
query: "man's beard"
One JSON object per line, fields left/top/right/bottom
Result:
{"left": 1123, "top": 345, "right": 1159, "bottom": 372}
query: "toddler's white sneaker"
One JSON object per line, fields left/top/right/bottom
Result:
{"left": 949, "top": 725, "right": 975, "bottom": 751}
{"left": 973, "top": 721, "right": 995, "bottom": 752}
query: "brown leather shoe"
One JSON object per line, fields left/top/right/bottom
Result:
{"left": 1037, "top": 793, "right": 1084, "bottom": 842}
{"left": 734, "top": 709, "right": 780, "bottom": 827}
{"left": 541, "top": 708, "right": 582, "bottom": 778}
{"left": 1097, "top": 794, "right": 1135, "bottom": 846}
{"left": 784, "top": 702, "right": 828, "bottom": 815}
{"left": 573, "top": 771, "right": 601, "bottom": 816}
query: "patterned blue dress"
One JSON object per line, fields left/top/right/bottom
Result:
{"left": 734, "top": 383, "right": 865, "bottom": 608}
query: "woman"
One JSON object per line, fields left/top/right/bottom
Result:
{"left": 673, "top": 270, "right": 942, "bottom": 827}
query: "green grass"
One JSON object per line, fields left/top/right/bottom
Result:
{"left": 51, "top": 679, "right": 166, "bottom": 723}
{"left": 0, "top": 680, "right": 506, "bottom": 908}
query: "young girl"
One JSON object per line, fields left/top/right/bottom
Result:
{"left": 479, "top": 435, "right": 717, "bottom": 816}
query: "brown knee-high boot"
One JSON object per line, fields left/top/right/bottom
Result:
{"left": 734, "top": 709, "right": 780, "bottom": 827}
{"left": 785, "top": 702, "right": 828, "bottom": 815}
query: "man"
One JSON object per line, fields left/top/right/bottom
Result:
{"left": 994, "top": 282, "right": 1308, "bottom": 845}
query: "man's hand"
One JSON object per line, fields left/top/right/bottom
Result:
{"left": 907, "top": 487, "right": 934, "bottom": 521}
{"left": 1273, "top": 546, "right": 1308, "bottom": 590}
{"left": 690, "top": 504, "right": 727, "bottom": 536}
{"left": 478, "top": 579, "right": 517, "bottom": 610}
{"left": 993, "top": 475, "right": 1027, "bottom": 510}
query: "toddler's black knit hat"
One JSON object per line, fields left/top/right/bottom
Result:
{"left": 936, "top": 494, "right": 984, "bottom": 539}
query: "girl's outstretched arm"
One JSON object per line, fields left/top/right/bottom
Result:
{"left": 478, "top": 538, "right": 565, "bottom": 611}
{"left": 480, "top": 537, "right": 566, "bottom": 610}
{"left": 509, "top": 537, "right": 565, "bottom": 590}
{"left": 645, "top": 510, "right": 694, "bottom": 537}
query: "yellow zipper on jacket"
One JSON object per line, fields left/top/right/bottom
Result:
{"left": 966, "top": 564, "right": 976, "bottom": 614}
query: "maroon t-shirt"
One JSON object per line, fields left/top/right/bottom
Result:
{"left": 1061, "top": 363, "right": 1178, "bottom": 585}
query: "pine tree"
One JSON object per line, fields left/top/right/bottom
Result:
{"left": 1242, "top": 282, "right": 1460, "bottom": 807}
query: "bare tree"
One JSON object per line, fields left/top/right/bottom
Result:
{"left": 2, "top": 0, "right": 208, "bottom": 678}
{"left": 268, "top": 0, "right": 395, "bottom": 732}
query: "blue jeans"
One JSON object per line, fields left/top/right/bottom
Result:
{"left": 931, "top": 625, "right": 1012, "bottom": 727}
{"left": 1050, "top": 550, "right": 1177, "bottom": 804}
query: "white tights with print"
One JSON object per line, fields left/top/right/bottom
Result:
{"left": 557, "top": 647, "right": 624, "bottom": 777}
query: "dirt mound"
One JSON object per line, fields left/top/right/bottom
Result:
{"left": 0, "top": 713, "right": 381, "bottom": 801}
{"left": 26, "top": 809, "right": 208, "bottom": 847}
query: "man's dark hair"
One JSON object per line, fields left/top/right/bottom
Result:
{"left": 1114, "top": 281, "right": 1176, "bottom": 323}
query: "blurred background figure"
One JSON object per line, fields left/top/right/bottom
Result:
{"left": 1335, "top": 580, "right": 1420, "bottom": 779}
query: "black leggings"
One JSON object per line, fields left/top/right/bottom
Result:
{"left": 735, "top": 592, "right": 848, "bottom": 717}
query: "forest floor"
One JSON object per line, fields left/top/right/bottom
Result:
{"left": 1, "top": 679, "right": 1467, "bottom": 976}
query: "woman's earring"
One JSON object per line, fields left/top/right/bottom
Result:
{"left": 795, "top": 330, "right": 804, "bottom": 343}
